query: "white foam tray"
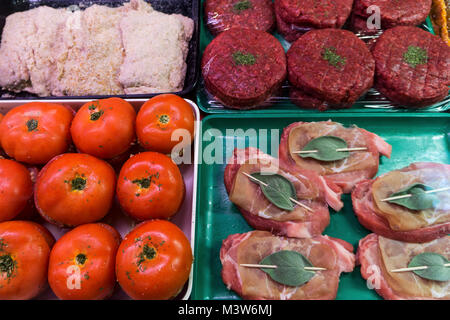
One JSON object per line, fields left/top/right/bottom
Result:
{"left": 0, "top": 98, "right": 199, "bottom": 300}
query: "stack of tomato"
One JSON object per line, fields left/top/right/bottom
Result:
{"left": 0, "top": 94, "right": 195, "bottom": 300}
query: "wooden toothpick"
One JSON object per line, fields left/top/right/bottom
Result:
{"left": 292, "top": 147, "right": 368, "bottom": 154}
{"left": 390, "top": 263, "right": 450, "bottom": 273}
{"left": 336, "top": 147, "right": 368, "bottom": 152}
{"left": 240, "top": 263, "right": 327, "bottom": 271}
{"left": 381, "top": 186, "right": 450, "bottom": 202}
{"left": 242, "top": 172, "right": 313, "bottom": 212}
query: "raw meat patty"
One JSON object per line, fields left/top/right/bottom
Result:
{"left": 220, "top": 231, "right": 355, "bottom": 300}
{"left": 202, "top": 28, "right": 286, "bottom": 109}
{"left": 204, "top": 0, "right": 275, "bottom": 36}
{"left": 274, "top": 0, "right": 311, "bottom": 42}
{"left": 287, "top": 29, "right": 375, "bottom": 108}
{"left": 352, "top": 0, "right": 432, "bottom": 30}
{"left": 289, "top": 86, "right": 355, "bottom": 111}
{"left": 224, "top": 147, "right": 343, "bottom": 238}
{"left": 372, "top": 26, "right": 450, "bottom": 108}
{"left": 357, "top": 233, "right": 449, "bottom": 300}
{"left": 276, "top": 0, "right": 353, "bottom": 29}
{"left": 279, "top": 121, "right": 392, "bottom": 193}
{"left": 289, "top": 87, "right": 330, "bottom": 111}
{"left": 352, "top": 162, "right": 450, "bottom": 243}
{"left": 348, "top": 12, "right": 382, "bottom": 34}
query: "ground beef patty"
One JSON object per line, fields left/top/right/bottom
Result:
{"left": 289, "top": 87, "right": 354, "bottom": 111}
{"left": 372, "top": 26, "right": 450, "bottom": 107}
{"left": 349, "top": 12, "right": 379, "bottom": 34}
{"left": 202, "top": 28, "right": 287, "bottom": 109}
{"left": 287, "top": 29, "right": 374, "bottom": 109}
{"left": 274, "top": 0, "right": 311, "bottom": 42}
{"left": 205, "top": 0, "right": 275, "bottom": 36}
{"left": 276, "top": 0, "right": 353, "bottom": 29}
{"left": 352, "top": 0, "right": 432, "bottom": 31}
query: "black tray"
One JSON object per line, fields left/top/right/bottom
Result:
{"left": 0, "top": 0, "right": 200, "bottom": 100}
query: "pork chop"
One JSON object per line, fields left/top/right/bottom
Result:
{"left": 220, "top": 230, "right": 355, "bottom": 300}
{"left": 279, "top": 121, "right": 392, "bottom": 194}
{"left": 357, "top": 233, "right": 449, "bottom": 300}
{"left": 352, "top": 162, "right": 450, "bottom": 243}
{"left": 224, "top": 147, "right": 343, "bottom": 238}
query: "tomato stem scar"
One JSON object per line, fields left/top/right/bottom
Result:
{"left": 132, "top": 178, "right": 151, "bottom": 189}
{"left": 76, "top": 253, "right": 87, "bottom": 265}
{"left": 26, "top": 119, "right": 38, "bottom": 132}
{"left": 136, "top": 244, "right": 157, "bottom": 270}
{"left": 132, "top": 172, "right": 160, "bottom": 190}
{"left": 70, "top": 177, "right": 87, "bottom": 191}
{"left": 158, "top": 114, "right": 170, "bottom": 125}
{"left": 0, "top": 254, "right": 16, "bottom": 278}
{"left": 90, "top": 110, "right": 104, "bottom": 121}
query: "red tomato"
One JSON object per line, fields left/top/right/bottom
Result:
{"left": 0, "top": 221, "right": 55, "bottom": 300}
{"left": 71, "top": 98, "right": 136, "bottom": 159}
{"left": 116, "top": 152, "right": 185, "bottom": 221}
{"left": 34, "top": 153, "right": 116, "bottom": 227}
{"left": 0, "top": 102, "right": 73, "bottom": 164}
{"left": 48, "top": 223, "right": 121, "bottom": 300}
{"left": 0, "top": 159, "right": 33, "bottom": 222}
{"left": 0, "top": 113, "right": 3, "bottom": 140}
{"left": 136, "top": 94, "right": 195, "bottom": 154}
{"left": 13, "top": 166, "right": 39, "bottom": 221}
{"left": 116, "top": 220, "right": 192, "bottom": 300}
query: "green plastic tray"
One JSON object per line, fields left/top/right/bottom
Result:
{"left": 197, "top": 0, "right": 449, "bottom": 114}
{"left": 192, "top": 113, "right": 450, "bottom": 300}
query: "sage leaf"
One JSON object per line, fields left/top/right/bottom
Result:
{"left": 388, "top": 183, "right": 438, "bottom": 210}
{"left": 408, "top": 252, "right": 450, "bottom": 282}
{"left": 259, "top": 250, "right": 316, "bottom": 287}
{"left": 250, "top": 173, "right": 297, "bottom": 211}
{"left": 299, "top": 136, "right": 350, "bottom": 162}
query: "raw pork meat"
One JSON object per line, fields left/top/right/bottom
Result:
{"left": 224, "top": 147, "right": 343, "bottom": 238}
{"left": 357, "top": 233, "right": 449, "bottom": 300}
{"left": 352, "top": 162, "right": 450, "bottom": 243}
{"left": 220, "top": 230, "right": 355, "bottom": 300}
{"left": 279, "top": 121, "right": 392, "bottom": 193}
